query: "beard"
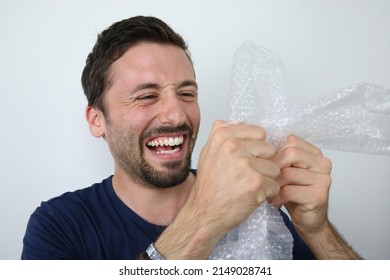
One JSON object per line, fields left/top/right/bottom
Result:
{"left": 106, "top": 122, "right": 196, "bottom": 189}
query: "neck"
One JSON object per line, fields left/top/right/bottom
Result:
{"left": 112, "top": 168, "right": 195, "bottom": 226}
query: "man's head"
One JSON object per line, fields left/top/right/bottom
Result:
{"left": 81, "top": 16, "right": 192, "bottom": 117}
{"left": 83, "top": 16, "right": 200, "bottom": 189}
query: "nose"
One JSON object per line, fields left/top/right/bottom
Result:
{"left": 158, "top": 94, "right": 186, "bottom": 126}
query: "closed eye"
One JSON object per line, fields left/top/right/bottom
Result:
{"left": 135, "top": 94, "right": 159, "bottom": 105}
{"left": 178, "top": 92, "right": 198, "bottom": 101}
{"left": 137, "top": 94, "right": 157, "bottom": 100}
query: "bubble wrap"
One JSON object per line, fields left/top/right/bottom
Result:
{"left": 209, "top": 41, "right": 390, "bottom": 260}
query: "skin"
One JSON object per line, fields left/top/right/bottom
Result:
{"left": 86, "top": 43, "right": 200, "bottom": 225}
{"left": 86, "top": 42, "right": 361, "bottom": 259}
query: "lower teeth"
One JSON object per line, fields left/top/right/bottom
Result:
{"left": 156, "top": 147, "right": 180, "bottom": 154}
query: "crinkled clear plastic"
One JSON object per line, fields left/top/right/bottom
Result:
{"left": 229, "top": 41, "right": 390, "bottom": 153}
{"left": 209, "top": 41, "right": 390, "bottom": 260}
{"left": 209, "top": 202, "right": 293, "bottom": 260}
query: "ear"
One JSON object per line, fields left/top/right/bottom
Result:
{"left": 85, "top": 106, "right": 106, "bottom": 138}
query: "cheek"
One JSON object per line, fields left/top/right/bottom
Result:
{"left": 187, "top": 103, "right": 201, "bottom": 127}
{"left": 185, "top": 104, "right": 200, "bottom": 148}
{"left": 118, "top": 109, "right": 153, "bottom": 131}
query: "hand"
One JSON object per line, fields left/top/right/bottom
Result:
{"left": 156, "top": 121, "right": 281, "bottom": 259}
{"left": 189, "top": 120, "right": 281, "bottom": 234}
{"left": 271, "top": 135, "right": 332, "bottom": 237}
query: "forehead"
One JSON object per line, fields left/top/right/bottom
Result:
{"left": 108, "top": 42, "right": 195, "bottom": 89}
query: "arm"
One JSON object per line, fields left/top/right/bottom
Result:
{"left": 155, "top": 121, "right": 281, "bottom": 259}
{"left": 272, "top": 135, "right": 361, "bottom": 259}
{"left": 301, "top": 219, "right": 361, "bottom": 259}
{"left": 22, "top": 204, "right": 78, "bottom": 260}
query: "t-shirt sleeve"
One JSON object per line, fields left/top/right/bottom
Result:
{"left": 21, "top": 202, "right": 79, "bottom": 260}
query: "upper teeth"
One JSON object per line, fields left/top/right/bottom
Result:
{"left": 147, "top": 136, "right": 184, "bottom": 147}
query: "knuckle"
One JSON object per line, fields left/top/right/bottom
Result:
{"left": 286, "top": 134, "right": 299, "bottom": 144}
{"left": 283, "top": 146, "right": 299, "bottom": 160}
{"left": 222, "top": 138, "right": 243, "bottom": 154}
{"left": 321, "top": 157, "right": 333, "bottom": 173}
{"left": 280, "top": 167, "right": 297, "bottom": 181}
{"left": 212, "top": 124, "right": 228, "bottom": 139}
{"left": 235, "top": 156, "right": 251, "bottom": 171}
{"left": 255, "top": 126, "right": 267, "bottom": 140}
{"left": 241, "top": 123, "right": 266, "bottom": 140}
{"left": 314, "top": 146, "right": 323, "bottom": 156}
{"left": 264, "top": 142, "right": 277, "bottom": 158}
{"left": 213, "top": 120, "right": 227, "bottom": 128}
{"left": 270, "top": 162, "right": 281, "bottom": 178}
{"left": 324, "top": 174, "right": 332, "bottom": 188}
{"left": 314, "top": 175, "right": 332, "bottom": 204}
{"left": 317, "top": 188, "right": 329, "bottom": 205}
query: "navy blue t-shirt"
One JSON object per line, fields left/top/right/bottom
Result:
{"left": 22, "top": 175, "right": 314, "bottom": 260}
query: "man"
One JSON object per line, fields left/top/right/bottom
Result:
{"left": 22, "top": 16, "right": 360, "bottom": 260}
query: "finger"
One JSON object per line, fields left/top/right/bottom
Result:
{"left": 210, "top": 121, "right": 267, "bottom": 144}
{"left": 273, "top": 147, "right": 332, "bottom": 173}
{"left": 272, "top": 166, "right": 332, "bottom": 208}
{"left": 271, "top": 183, "right": 329, "bottom": 210}
{"left": 243, "top": 139, "right": 276, "bottom": 159}
{"left": 276, "top": 167, "right": 331, "bottom": 187}
{"left": 280, "top": 135, "right": 323, "bottom": 156}
{"left": 247, "top": 157, "right": 281, "bottom": 179}
{"left": 270, "top": 193, "right": 285, "bottom": 209}
{"left": 255, "top": 175, "right": 280, "bottom": 204}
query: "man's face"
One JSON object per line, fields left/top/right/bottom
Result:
{"left": 102, "top": 43, "right": 200, "bottom": 188}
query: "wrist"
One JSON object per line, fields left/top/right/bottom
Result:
{"left": 154, "top": 201, "right": 222, "bottom": 259}
{"left": 146, "top": 243, "right": 166, "bottom": 260}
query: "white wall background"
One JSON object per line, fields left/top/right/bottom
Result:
{"left": 1, "top": 0, "right": 389, "bottom": 259}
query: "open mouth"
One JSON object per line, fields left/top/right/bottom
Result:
{"left": 146, "top": 135, "right": 184, "bottom": 155}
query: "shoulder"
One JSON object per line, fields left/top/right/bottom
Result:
{"left": 32, "top": 178, "right": 106, "bottom": 219}
{"left": 32, "top": 176, "right": 115, "bottom": 231}
{"left": 54, "top": 177, "right": 109, "bottom": 201}
{"left": 22, "top": 176, "right": 113, "bottom": 259}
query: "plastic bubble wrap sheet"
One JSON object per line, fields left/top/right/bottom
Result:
{"left": 209, "top": 41, "right": 390, "bottom": 260}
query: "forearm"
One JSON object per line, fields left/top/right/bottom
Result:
{"left": 153, "top": 199, "right": 222, "bottom": 259}
{"left": 301, "top": 220, "right": 362, "bottom": 260}
{"left": 155, "top": 223, "right": 214, "bottom": 259}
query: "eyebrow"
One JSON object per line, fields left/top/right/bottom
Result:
{"left": 178, "top": 80, "right": 198, "bottom": 90}
{"left": 131, "top": 80, "right": 198, "bottom": 94}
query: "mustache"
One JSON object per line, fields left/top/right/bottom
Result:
{"left": 141, "top": 124, "right": 193, "bottom": 143}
